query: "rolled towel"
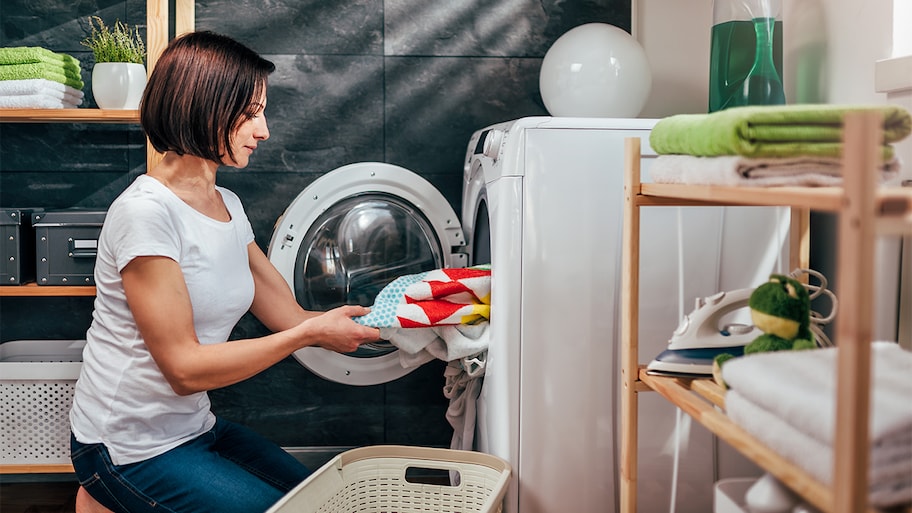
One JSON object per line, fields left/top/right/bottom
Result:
{"left": 0, "top": 94, "right": 81, "bottom": 109}
{"left": 649, "top": 104, "right": 912, "bottom": 160}
{"left": 0, "top": 62, "right": 84, "bottom": 90}
{"left": 648, "top": 154, "right": 901, "bottom": 187}
{"left": 0, "top": 47, "right": 82, "bottom": 75}
{"left": 0, "top": 78, "right": 84, "bottom": 103}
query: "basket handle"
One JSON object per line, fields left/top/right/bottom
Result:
{"left": 340, "top": 445, "right": 511, "bottom": 474}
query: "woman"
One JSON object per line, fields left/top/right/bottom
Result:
{"left": 69, "top": 31, "right": 380, "bottom": 513}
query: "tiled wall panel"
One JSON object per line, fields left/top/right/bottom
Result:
{"left": 0, "top": 0, "right": 629, "bottom": 450}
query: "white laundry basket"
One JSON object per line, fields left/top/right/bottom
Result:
{"left": 0, "top": 340, "right": 84, "bottom": 465}
{"left": 266, "top": 445, "right": 511, "bottom": 513}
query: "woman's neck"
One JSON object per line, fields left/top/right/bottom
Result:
{"left": 147, "top": 152, "right": 231, "bottom": 221}
{"left": 148, "top": 152, "right": 219, "bottom": 191}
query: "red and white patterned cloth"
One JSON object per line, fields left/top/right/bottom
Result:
{"left": 354, "top": 266, "right": 490, "bottom": 329}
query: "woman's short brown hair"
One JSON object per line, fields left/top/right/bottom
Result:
{"left": 140, "top": 31, "right": 275, "bottom": 164}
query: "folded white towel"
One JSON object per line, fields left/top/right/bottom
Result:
{"left": 726, "top": 390, "right": 912, "bottom": 507}
{"left": 722, "top": 342, "right": 912, "bottom": 445}
{"left": 649, "top": 154, "right": 900, "bottom": 187}
{"left": 0, "top": 78, "right": 83, "bottom": 103}
{"left": 0, "top": 93, "right": 81, "bottom": 109}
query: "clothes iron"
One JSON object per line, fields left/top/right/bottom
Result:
{"left": 646, "top": 287, "right": 761, "bottom": 377}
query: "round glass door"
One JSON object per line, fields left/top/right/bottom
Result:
{"left": 293, "top": 193, "right": 443, "bottom": 359}
{"left": 268, "top": 162, "right": 465, "bottom": 385}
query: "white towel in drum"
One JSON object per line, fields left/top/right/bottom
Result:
{"left": 378, "top": 324, "right": 489, "bottom": 453}
{"left": 379, "top": 323, "right": 489, "bottom": 368}
{"left": 648, "top": 154, "right": 900, "bottom": 187}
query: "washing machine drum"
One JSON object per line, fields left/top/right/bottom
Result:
{"left": 267, "top": 162, "right": 466, "bottom": 386}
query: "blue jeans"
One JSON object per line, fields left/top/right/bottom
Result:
{"left": 71, "top": 418, "right": 311, "bottom": 513}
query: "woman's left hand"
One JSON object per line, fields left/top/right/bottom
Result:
{"left": 295, "top": 305, "right": 381, "bottom": 353}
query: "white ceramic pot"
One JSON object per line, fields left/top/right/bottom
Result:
{"left": 91, "top": 62, "right": 146, "bottom": 110}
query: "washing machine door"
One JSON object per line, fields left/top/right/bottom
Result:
{"left": 268, "top": 162, "right": 466, "bottom": 386}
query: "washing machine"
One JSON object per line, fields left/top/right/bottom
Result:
{"left": 267, "top": 162, "right": 467, "bottom": 385}
{"left": 462, "top": 117, "right": 790, "bottom": 513}
{"left": 267, "top": 117, "right": 790, "bottom": 513}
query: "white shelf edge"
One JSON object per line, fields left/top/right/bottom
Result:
{"left": 875, "top": 54, "right": 912, "bottom": 93}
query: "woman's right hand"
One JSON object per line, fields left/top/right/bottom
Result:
{"left": 297, "top": 305, "right": 382, "bottom": 353}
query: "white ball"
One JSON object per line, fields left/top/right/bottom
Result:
{"left": 539, "top": 23, "right": 652, "bottom": 118}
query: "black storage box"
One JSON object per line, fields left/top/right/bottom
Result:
{"left": 32, "top": 210, "right": 107, "bottom": 286}
{"left": 0, "top": 208, "right": 42, "bottom": 285}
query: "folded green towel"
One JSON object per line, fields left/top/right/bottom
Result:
{"left": 649, "top": 104, "right": 912, "bottom": 160}
{"left": 0, "top": 62, "right": 84, "bottom": 90}
{"left": 0, "top": 46, "right": 82, "bottom": 75}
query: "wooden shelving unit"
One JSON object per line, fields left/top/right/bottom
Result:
{"left": 620, "top": 112, "right": 912, "bottom": 513}
{"left": 0, "top": 0, "right": 195, "bottom": 476}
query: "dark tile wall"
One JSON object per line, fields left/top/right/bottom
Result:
{"left": 0, "top": 0, "right": 630, "bottom": 450}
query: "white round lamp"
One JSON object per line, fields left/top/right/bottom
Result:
{"left": 539, "top": 23, "right": 652, "bottom": 118}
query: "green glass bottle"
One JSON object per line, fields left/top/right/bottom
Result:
{"left": 709, "top": 1, "right": 785, "bottom": 112}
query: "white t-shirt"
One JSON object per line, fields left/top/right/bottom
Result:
{"left": 70, "top": 175, "right": 256, "bottom": 465}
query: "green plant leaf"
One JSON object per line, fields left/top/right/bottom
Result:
{"left": 80, "top": 16, "right": 146, "bottom": 65}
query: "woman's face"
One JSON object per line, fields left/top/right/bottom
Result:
{"left": 224, "top": 93, "right": 269, "bottom": 168}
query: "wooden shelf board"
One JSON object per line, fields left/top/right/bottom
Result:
{"left": 0, "top": 284, "right": 96, "bottom": 297}
{"left": 638, "top": 183, "right": 912, "bottom": 216}
{"left": 0, "top": 108, "right": 139, "bottom": 123}
{"left": 0, "top": 464, "right": 75, "bottom": 474}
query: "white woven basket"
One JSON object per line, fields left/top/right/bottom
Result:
{"left": 267, "top": 445, "right": 511, "bottom": 513}
{"left": 0, "top": 340, "right": 84, "bottom": 465}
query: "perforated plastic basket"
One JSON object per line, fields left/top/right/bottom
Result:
{"left": 266, "top": 445, "right": 511, "bottom": 513}
{"left": 0, "top": 340, "right": 84, "bottom": 465}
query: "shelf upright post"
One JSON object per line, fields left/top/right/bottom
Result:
{"left": 143, "top": 0, "right": 195, "bottom": 172}
{"left": 789, "top": 206, "right": 811, "bottom": 276}
{"left": 620, "top": 137, "right": 643, "bottom": 513}
{"left": 145, "top": 0, "right": 168, "bottom": 172}
{"left": 175, "top": 0, "right": 196, "bottom": 36}
{"left": 832, "top": 112, "right": 881, "bottom": 513}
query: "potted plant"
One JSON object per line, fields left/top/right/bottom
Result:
{"left": 81, "top": 16, "right": 147, "bottom": 109}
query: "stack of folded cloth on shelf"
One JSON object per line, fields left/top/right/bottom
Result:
{"left": 648, "top": 104, "right": 912, "bottom": 186}
{"left": 722, "top": 342, "right": 912, "bottom": 509}
{"left": 0, "top": 46, "right": 85, "bottom": 108}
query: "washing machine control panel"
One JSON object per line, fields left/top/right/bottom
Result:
{"left": 482, "top": 129, "right": 505, "bottom": 160}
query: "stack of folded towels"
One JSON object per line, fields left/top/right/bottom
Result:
{"left": 0, "top": 46, "right": 85, "bottom": 108}
{"left": 722, "top": 342, "right": 912, "bottom": 508}
{"left": 648, "top": 104, "right": 912, "bottom": 186}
